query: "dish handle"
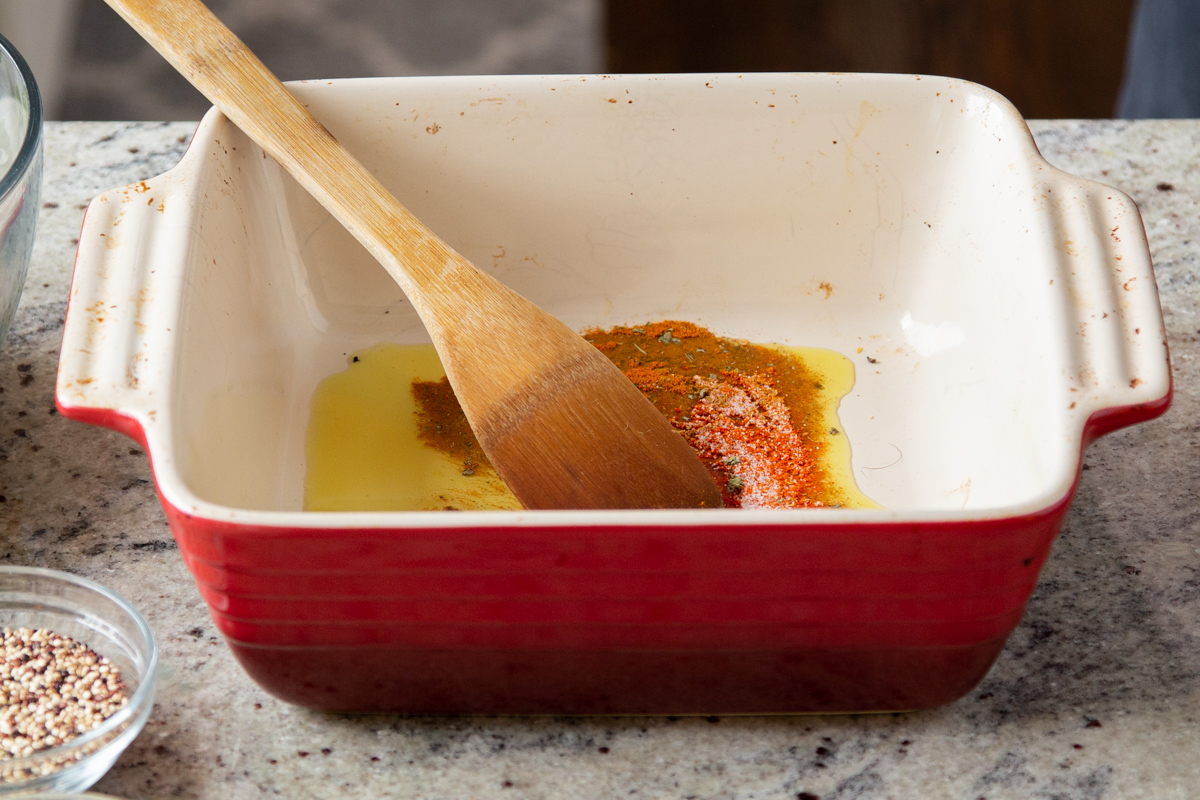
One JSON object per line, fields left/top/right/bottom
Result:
{"left": 1053, "top": 176, "right": 1172, "bottom": 443}
{"left": 55, "top": 172, "right": 196, "bottom": 447}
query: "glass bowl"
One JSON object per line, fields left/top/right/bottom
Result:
{"left": 0, "top": 567, "right": 156, "bottom": 794}
{"left": 0, "top": 31, "right": 42, "bottom": 344}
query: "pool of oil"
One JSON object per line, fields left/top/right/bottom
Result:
{"left": 304, "top": 342, "right": 876, "bottom": 511}
{"left": 303, "top": 343, "right": 521, "bottom": 511}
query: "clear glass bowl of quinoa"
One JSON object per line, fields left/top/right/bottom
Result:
{"left": 0, "top": 567, "right": 156, "bottom": 794}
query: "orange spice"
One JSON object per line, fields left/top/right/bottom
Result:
{"left": 685, "top": 371, "right": 825, "bottom": 508}
{"left": 411, "top": 321, "right": 844, "bottom": 508}
{"left": 581, "top": 321, "right": 835, "bottom": 508}
{"left": 411, "top": 376, "right": 494, "bottom": 477}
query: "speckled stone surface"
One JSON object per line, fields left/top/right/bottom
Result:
{"left": 1, "top": 119, "right": 1198, "bottom": 799}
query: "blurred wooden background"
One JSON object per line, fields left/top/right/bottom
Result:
{"left": 605, "top": 0, "right": 1138, "bottom": 118}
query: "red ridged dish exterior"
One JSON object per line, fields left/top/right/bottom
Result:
{"left": 53, "top": 395, "right": 1165, "bottom": 714}
{"left": 171, "top": 506, "right": 1054, "bottom": 714}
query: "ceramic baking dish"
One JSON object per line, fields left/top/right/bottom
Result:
{"left": 56, "top": 73, "right": 1170, "bottom": 713}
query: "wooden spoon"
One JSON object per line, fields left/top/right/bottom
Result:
{"left": 103, "top": 0, "right": 721, "bottom": 509}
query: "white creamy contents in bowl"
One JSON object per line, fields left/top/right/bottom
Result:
{"left": 0, "top": 96, "right": 26, "bottom": 177}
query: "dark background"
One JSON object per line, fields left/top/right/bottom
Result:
{"left": 38, "top": 0, "right": 1141, "bottom": 120}
{"left": 607, "top": 0, "right": 1139, "bottom": 119}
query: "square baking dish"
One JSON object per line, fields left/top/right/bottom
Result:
{"left": 56, "top": 73, "right": 1170, "bottom": 713}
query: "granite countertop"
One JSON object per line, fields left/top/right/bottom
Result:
{"left": 1, "top": 119, "right": 1198, "bottom": 799}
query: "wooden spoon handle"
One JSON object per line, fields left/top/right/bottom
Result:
{"left": 104, "top": 0, "right": 449, "bottom": 298}
{"left": 103, "top": 0, "right": 724, "bottom": 510}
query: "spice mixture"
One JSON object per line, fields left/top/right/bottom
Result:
{"left": 412, "top": 375, "right": 492, "bottom": 480}
{"left": 0, "top": 627, "right": 129, "bottom": 765}
{"left": 413, "top": 321, "right": 855, "bottom": 509}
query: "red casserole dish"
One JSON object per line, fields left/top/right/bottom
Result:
{"left": 56, "top": 73, "right": 1171, "bottom": 713}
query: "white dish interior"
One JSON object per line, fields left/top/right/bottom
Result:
{"left": 59, "top": 73, "right": 1169, "bottom": 522}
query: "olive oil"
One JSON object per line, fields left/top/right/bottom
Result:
{"left": 773, "top": 345, "right": 878, "bottom": 509}
{"left": 304, "top": 343, "right": 521, "bottom": 511}
{"left": 304, "top": 340, "right": 877, "bottom": 511}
